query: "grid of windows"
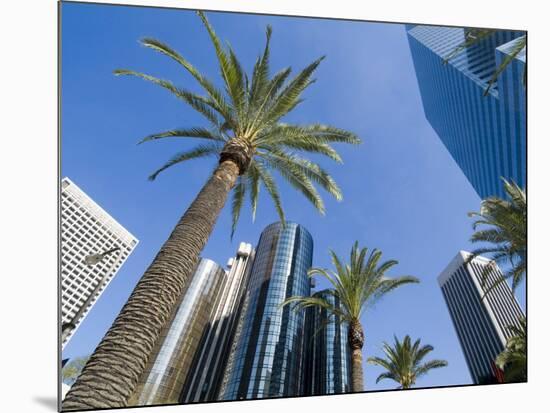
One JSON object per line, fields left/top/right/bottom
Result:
{"left": 61, "top": 177, "right": 138, "bottom": 348}
{"left": 219, "top": 222, "right": 313, "bottom": 400}
{"left": 406, "top": 25, "right": 526, "bottom": 199}
{"left": 304, "top": 291, "right": 351, "bottom": 395}
{"left": 129, "top": 259, "right": 227, "bottom": 406}
{"left": 438, "top": 251, "right": 524, "bottom": 384}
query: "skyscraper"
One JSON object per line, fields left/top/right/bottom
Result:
{"left": 61, "top": 177, "right": 138, "bottom": 348}
{"left": 406, "top": 25, "right": 526, "bottom": 199}
{"left": 181, "top": 243, "right": 256, "bottom": 403}
{"left": 437, "top": 251, "right": 525, "bottom": 384}
{"left": 219, "top": 222, "right": 313, "bottom": 400}
{"left": 129, "top": 258, "right": 227, "bottom": 406}
{"left": 304, "top": 291, "right": 352, "bottom": 396}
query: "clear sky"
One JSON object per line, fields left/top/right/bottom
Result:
{"left": 60, "top": 1, "right": 525, "bottom": 392}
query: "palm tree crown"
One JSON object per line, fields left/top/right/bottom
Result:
{"left": 467, "top": 179, "right": 526, "bottom": 294}
{"left": 115, "top": 11, "right": 360, "bottom": 236}
{"left": 63, "top": 13, "right": 359, "bottom": 410}
{"left": 282, "top": 241, "right": 419, "bottom": 392}
{"left": 495, "top": 317, "right": 527, "bottom": 382}
{"left": 283, "top": 241, "right": 419, "bottom": 324}
{"left": 367, "top": 335, "right": 448, "bottom": 389}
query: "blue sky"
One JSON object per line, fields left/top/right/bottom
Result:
{"left": 60, "top": 2, "right": 525, "bottom": 392}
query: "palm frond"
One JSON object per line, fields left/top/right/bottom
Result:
{"left": 261, "top": 56, "right": 325, "bottom": 126}
{"left": 138, "top": 127, "right": 226, "bottom": 144}
{"left": 414, "top": 359, "right": 448, "bottom": 378}
{"left": 467, "top": 179, "right": 526, "bottom": 296}
{"left": 259, "top": 146, "right": 342, "bottom": 197}
{"left": 139, "top": 37, "right": 234, "bottom": 121}
{"left": 247, "top": 162, "right": 261, "bottom": 221}
{"left": 483, "top": 36, "right": 526, "bottom": 96}
{"left": 443, "top": 28, "right": 496, "bottom": 64}
{"left": 257, "top": 151, "right": 325, "bottom": 214}
{"left": 196, "top": 11, "right": 246, "bottom": 122}
{"left": 253, "top": 160, "right": 285, "bottom": 226}
{"left": 148, "top": 144, "right": 221, "bottom": 181}
{"left": 280, "top": 295, "right": 346, "bottom": 319}
{"left": 230, "top": 177, "right": 246, "bottom": 238}
{"left": 114, "top": 69, "right": 222, "bottom": 125}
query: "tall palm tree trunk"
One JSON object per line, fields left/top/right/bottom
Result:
{"left": 62, "top": 160, "right": 240, "bottom": 411}
{"left": 348, "top": 320, "right": 365, "bottom": 392}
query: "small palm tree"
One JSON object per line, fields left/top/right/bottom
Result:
{"left": 61, "top": 356, "right": 90, "bottom": 387}
{"left": 443, "top": 28, "right": 526, "bottom": 96}
{"left": 282, "top": 242, "right": 419, "bottom": 392}
{"left": 467, "top": 179, "right": 526, "bottom": 295}
{"left": 62, "top": 12, "right": 359, "bottom": 410}
{"left": 367, "top": 335, "right": 447, "bottom": 389}
{"left": 496, "top": 318, "right": 527, "bottom": 383}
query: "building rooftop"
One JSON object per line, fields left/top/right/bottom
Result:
{"left": 437, "top": 250, "right": 492, "bottom": 286}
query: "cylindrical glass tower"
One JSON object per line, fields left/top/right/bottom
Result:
{"left": 304, "top": 291, "right": 352, "bottom": 395}
{"left": 219, "top": 222, "right": 313, "bottom": 400}
{"left": 128, "top": 258, "right": 227, "bottom": 406}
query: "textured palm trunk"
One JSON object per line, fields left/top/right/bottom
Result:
{"left": 62, "top": 160, "right": 240, "bottom": 411}
{"left": 348, "top": 320, "right": 365, "bottom": 393}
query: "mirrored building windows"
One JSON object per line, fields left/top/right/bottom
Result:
{"left": 129, "top": 259, "right": 227, "bottom": 405}
{"left": 406, "top": 26, "right": 526, "bottom": 199}
{"left": 219, "top": 222, "right": 313, "bottom": 400}
{"left": 304, "top": 291, "right": 352, "bottom": 395}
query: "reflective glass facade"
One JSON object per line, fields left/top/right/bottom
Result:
{"left": 129, "top": 259, "right": 227, "bottom": 405}
{"left": 304, "top": 291, "right": 352, "bottom": 395}
{"left": 219, "top": 222, "right": 313, "bottom": 400}
{"left": 406, "top": 26, "right": 526, "bottom": 199}
{"left": 438, "top": 251, "right": 524, "bottom": 384}
{"left": 181, "top": 243, "right": 256, "bottom": 403}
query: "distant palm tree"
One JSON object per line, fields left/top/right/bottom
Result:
{"left": 61, "top": 356, "right": 90, "bottom": 387}
{"left": 367, "top": 335, "right": 447, "bottom": 389}
{"left": 282, "top": 242, "right": 419, "bottom": 392}
{"left": 467, "top": 179, "right": 526, "bottom": 296}
{"left": 443, "top": 28, "right": 526, "bottom": 96}
{"left": 62, "top": 11, "right": 359, "bottom": 410}
{"left": 496, "top": 317, "right": 527, "bottom": 383}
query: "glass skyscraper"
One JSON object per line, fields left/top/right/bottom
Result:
{"left": 219, "top": 222, "right": 313, "bottom": 400}
{"left": 438, "top": 251, "right": 524, "bottom": 384}
{"left": 128, "top": 258, "right": 227, "bottom": 406}
{"left": 304, "top": 291, "right": 352, "bottom": 395}
{"left": 181, "top": 243, "right": 256, "bottom": 403}
{"left": 406, "top": 25, "right": 526, "bottom": 199}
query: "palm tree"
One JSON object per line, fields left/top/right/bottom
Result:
{"left": 282, "top": 242, "right": 419, "bottom": 392}
{"left": 62, "top": 12, "right": 359, "bottom": 410}
{"left": 443, "top": 28, "right": 526, "bottom": 96}
{"left": 62, "top": 356, "right": 90, "bottom": 387}
{"left": 467, "top": 179, "right": 526, "bottom": 296}
{"left": 367, "top": 335, "right": 447, "bottom": 389}
{"left": 496, "top": 317, "right": 527, "bottom": 383}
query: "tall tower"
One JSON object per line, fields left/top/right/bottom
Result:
{"left": 219, "top": 222, "right": 314, "bottom": 400}
{"left": 129, "top": 258, "right": 227, "bottom": 406}
{"left": 181, "top": 243, "right": 256, "bottom": 403}
{"left": 304, "top": 291, "right": 352, "bottom": 395}
{"left": 437, "top": 251, "right": 524, "bottom": 384}
{"left": 406, "top": 25, "right": 526, "bottom": 199}
{"left": 61, "top": 177, "right": 138, "bottom": 349}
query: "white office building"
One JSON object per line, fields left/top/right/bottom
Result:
{"left": 61, "top": 177, "right": 138, "bottom": 349}
{"left": 438, "top": 251, "right": 524, "bottom": 384}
